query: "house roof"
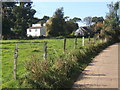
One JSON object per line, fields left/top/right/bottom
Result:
{"left": 75, "top": 27, "right": 84, "bottom": 36}
{"left": 27, "top": 27, "right": 42, "bottom": 29}
{"left": 82, "top": 27, "right": 89, "bottom": 31}
{"left": 75, "top": 26, "right": 93, "bottom": 36}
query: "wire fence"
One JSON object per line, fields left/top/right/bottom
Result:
{"left": 2, "top": 41, "right": 45, "bottom": 84}
{"left": 2, "top": 38, "right": 98, "bottom": 84}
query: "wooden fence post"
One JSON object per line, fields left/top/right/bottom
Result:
{"left": 94, "top": 37, "right": 96, "bottom": 44}
{"left": 64, "top": 38, "right": 66, "bottom": 52}
{"left": 14, "top": 44, "right": 18, "bottom": 80}
{"left": 88, "top": 36, "right": 91, "bottom": 44}
{"left": 43, "top": 41, "right": 47, "bottom": 60}
{"left": 104, "top": 38, "right": 107, "bottom": 42}
{"left": 82, "top": 36, "right": 84, "bottom": 46}
{"left": 74, "top": 37, "right": 77, "bottom": 49}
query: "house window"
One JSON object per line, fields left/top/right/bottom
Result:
{"left": 29, "top": 29, "right": 31, "bottom": 32}
{"left": 35, "top": 29, "right": 37, "bottom": 32}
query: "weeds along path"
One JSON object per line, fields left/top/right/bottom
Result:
{"left": 2, "top": 38, "right": 93, "bottom": 87}
{"left": 72, "top": 43, "right": 119, "bottom": 88}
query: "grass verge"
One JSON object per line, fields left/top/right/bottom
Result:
{"left": 19, "top": 41, "right": 110, "bottom": 88}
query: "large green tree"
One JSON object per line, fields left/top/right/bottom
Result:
{"left": 12, "top": 2, "right": 36, "bottom": 36}
{"left": 46, "top": 8, "right": 80, "bottom": 36}
{"left": 91, "top": 16, "right": 104, "bottom": 35}
{"left": 70, "top": 17, "right": 81, "bottom": 23}
{"left": 92, "top": 16, "right": 104, "bottom": 24}
{"left": 65, "top": 21, "right": 78, "bottom": 35}
{"left": 39, "top": 16, "right": 50, "bottom": 25}
{"left": 2, "top": 2, "right": 16, "bottom": 39}
{"left": 2, "top": 1, "right": 37, "bottom": 39}
{"left": 46, "top": 7, "right": 66, "bottom": 36}
{"left": 101, "top": 2, "right": 120, "bottom": 42}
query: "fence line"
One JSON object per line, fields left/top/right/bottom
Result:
{"left": 14, "top": 44, "right": 18, "bottom": 80}
{"left": 82, "top": 36, "right": 85, "bottom": 46}
{"left": 74, "top": 37, "right": 77, "bottom": 49}
{"left": 64, "top": 38, "right": 66, "bottom": 52}
{"left": 43, "top": 41, "right": 47, "bottom": 60}
{"left": 3, "top": 38, "right": 96, "bottom": 81}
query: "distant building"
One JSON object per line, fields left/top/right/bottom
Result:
{"left": 75, "top": 20, "right": 95, "bottom": 37}
{"left": 75, "top": 27, "right": 84, "bottom": 36}
{"left": 27, "top": 23, "right": 46, "bottom": 37}
{"left": 75, "top": 27, "right": 91, "bottom": 36}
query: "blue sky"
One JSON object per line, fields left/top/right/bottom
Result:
{"left": 32, "top": 1, "right": 116, "bottom": 26}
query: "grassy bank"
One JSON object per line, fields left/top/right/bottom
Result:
{"left": 23, "top": 41, "right": 109, "bottom": 88}
{"left": 2, "top": 38, "right": 95, "bottom": 88}
{"left": 2, "top": 38, "right": 111, "bottom": 88}
{"left": 2, "top": 39, "right": 110, "bottom": 88}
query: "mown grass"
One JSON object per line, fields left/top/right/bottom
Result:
{"left": 2, "top": 38, "right": 97, "bottom": 88}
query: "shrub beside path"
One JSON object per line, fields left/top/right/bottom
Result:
{"left": 72, "top": 43, "right": 119, "bottom": 88}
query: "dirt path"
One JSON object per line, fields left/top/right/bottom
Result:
{"left": 72, "top": 43, "right": 119, "bottom": 89}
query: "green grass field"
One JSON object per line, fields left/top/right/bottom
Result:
{"left": 1, "top": 38, "right": 97, "bottom": 87}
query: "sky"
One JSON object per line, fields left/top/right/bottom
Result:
{"left": 32, "top": 1, "right": 119, "bottom": 26}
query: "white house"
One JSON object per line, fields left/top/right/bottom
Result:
{"left": 27, "top": 23, "right": 46, "bottom": 37}
{"left": 75, "top": 27, "right": 85, "bottom": 36}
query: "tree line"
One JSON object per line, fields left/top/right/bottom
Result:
{"left": 2, "top": 1, "right": 103, "bottom": 39}
{"left": 46, "top": 7, "right": 80, "bottom": 37}
{"left": 2, "top": 1, "right": 40, "bottom": 39}
{"left": 100, "top": 1, "right": 120, "bottom": 42}
{"left": 46, "top": 7, "right": 105, "bottom": 37}
{"left": 2, "top": 1, "right": 120, "bottom": 42}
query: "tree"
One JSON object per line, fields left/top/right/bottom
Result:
{"left": 2, "top": 18, "right": 11, "bottom": 38}
{"left": 73, "top": 17, "right": 81, "bottom": 22}
{"left": 54, "top": 7, "right": 64, "bottom": 18}
{"left": 65, "top": 21, "right": 78, "bottom": 35}
{"left": 39, "top": 16, "right": 50, "bottom": 24}
{"left": 114, "top": 1, "right": 119, "bottom": 12}
{"left": 42, "top": 16, "right": 50, "bottom": 22}
{"left": 12, "top": 2, "right": 36, "bottom": 37}
{"left": 91, "top": 16, "right": 104, "bottom": 37}
{"left": 92, "top": 16, "right": 104, "bottom": 24}
{"left": 101, "top": 2, "right": 120, "bottom": 42}
{"left": 32, "top": 17, "right": 41, "bottom": 24}
{"left": 46, "top": 7, "right": 66, "bottom": 36}
{"left": 2, "top": 1, "right": 37, "bottom": 39}
{"left": 2, "top": 2, "right": 16, "bottom": 39}
{"left": 70, "top": 17, "right": 81, "bottom": 23}
{"left": 83, "top": 16, "right": 92, "bottom": 26}
{"left": 64, "top": 16, "right": 69, "bottom": 21}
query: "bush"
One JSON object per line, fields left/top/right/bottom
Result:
{"left": 23, "top": 41, "right": 110, "bottom": 88}
{"left": 2, "top": 80, "right": 20, "bottom": 88}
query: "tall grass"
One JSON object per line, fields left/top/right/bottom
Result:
{"left": 2, "top": 38, "right": 108, "bottom": 88}
{"left": 23, "top": 41, "right": 109, "bottom": 88}
{"left": 2, "top": 38, "right": 90, "bottom": 88}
